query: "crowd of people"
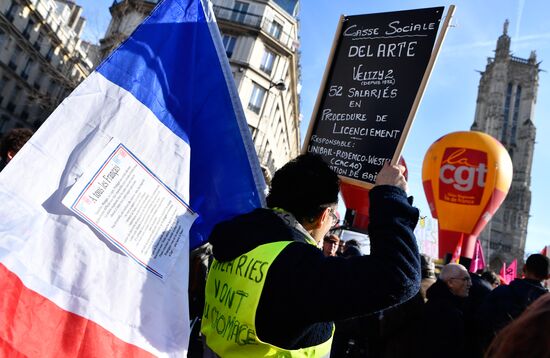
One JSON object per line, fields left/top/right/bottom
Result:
{"left": 319, "top": 251, "right": 549, "bottom": 358}
{"left": 190, "top": 153, "right": 549, "bottom": 358}
{"left": 3, "top": 129, "right": 548, "bottom": 357}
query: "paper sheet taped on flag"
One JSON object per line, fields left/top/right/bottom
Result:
{"left": 62, "top": 141, "right": 197, "bottom": 280}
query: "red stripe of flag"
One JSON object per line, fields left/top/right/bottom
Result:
{"left": 0, "top": 264, "right": 153, "bottom": 357}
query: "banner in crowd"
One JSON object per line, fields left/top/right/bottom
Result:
{"left": 499, "top": 259, "right": 518, "bottom": 285}
{"left": 543, "top": 246, "right": 550, "bottom": 288}
{"left": 505, "top": 259, "right": 518, "bottom": 284}
{"left": 0, "top": 0, "right": 264, "bottom": 356}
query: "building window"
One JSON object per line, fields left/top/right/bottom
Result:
{"left": 6, "top": 86, "right": 21, "bottom": 113}
{"left": 48, "top": 80, "right": 57, "bottom": 96}
{"left": 46, "top": 47, "right": 54, "bottom": 61}
{"left": 5, "top": 3, "right": 18, "bottom": 21}
{"left": 23, "top": 20, "right": 35, "bottom": 39}
{"left": 510, "top": 85, "right": 522, "bottom": 145}
{"left": 501, "top": 83, "right": 513, "bottom": 143}
{"left": 260, "top": 49, "right": 276, "bottom": 75}
{"left": 0, "top": 29, "right": 6, "bottom": 48}
{"left": 268, "top": 20, "right": 283, "bottom": 40}
{"left": 248, "top": 83, "right": 266, "bottom": 114}
{"left": 0, "top": 76, "right": 8, "bottom": 103}
{"left": 9, "top": 46, "right": 21, "bottom": 71}
{"left": 231, "top": 1, "right": 249, "bottom": 24}
{"left": 221, "top": 34, "right": 237, "bottom": 58}
{"left": 22, "top": 59, "right": 34, "bottom": 80}
{"left": 271, "top": 106, "right": 280, "bottom": 129}
{"left": 0, "top": 115, "right": 10, "bottom": 133}
{"left": 34, "top": 33, "right": 43, "bottom": 51}
{"left": 32, "top": 35, "right": 43, "bottom": 52}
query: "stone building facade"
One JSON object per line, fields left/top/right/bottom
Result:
{"left": 99, "top": 0, "right": 301, "bottom": 181}
{"left": 0, "top": 0, "right": 93, "bottom": 135}
{"left": 471, "top": 20, "right": 539, "bottom": 268}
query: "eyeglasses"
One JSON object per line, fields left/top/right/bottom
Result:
{"left": 328, "top": 207, "right": 338, "bottom": 225}
{"left": 450, "top": 276, "right": 471, "bottom": 282}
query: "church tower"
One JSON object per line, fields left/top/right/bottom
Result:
{"left": 471, "top": 20, "right": 540, "bottom": 268}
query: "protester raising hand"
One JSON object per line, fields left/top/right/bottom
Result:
{"left": 375, "top": 161, "right": 408, "bottom": 192}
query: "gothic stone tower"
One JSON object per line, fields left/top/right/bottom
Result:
{"left": 471, "top": 20, "right": 539, "bottom": 268}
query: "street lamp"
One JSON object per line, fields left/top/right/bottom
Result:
{"left": 270, "top": 79, "right": 287, "bottom": 91}
{"left": 253, "top": 79, "right": 286, "bottom": 141}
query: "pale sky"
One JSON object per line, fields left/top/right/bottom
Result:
{"left": 77, "top": 0, "right": 549, "bottom": 256}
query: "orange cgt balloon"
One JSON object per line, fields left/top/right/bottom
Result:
{"left": 422, "top": 131, "right": 513, "bottom": 259}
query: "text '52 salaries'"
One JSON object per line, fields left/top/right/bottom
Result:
{"left": 303, "top": 7, "right": 447, "bottom": 187}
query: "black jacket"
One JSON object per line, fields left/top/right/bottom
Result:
{"left": 476, "top": 278, "right": 548, "bottom": 350}
{"left": 422, "top": 279, "right": 468, "bottom": 358}
{"left": 464, "top": 273, "right": 493, "bottom": 358}
{"left": 207, "top": 185, "right": 420, "bottom": 350}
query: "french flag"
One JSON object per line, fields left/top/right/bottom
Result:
{"left": 0, "top": 0, "right": 264, "bottom": 356}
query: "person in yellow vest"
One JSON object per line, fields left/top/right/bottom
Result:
{"left": 201, "top": 154, "right": 420, "bottom": 357}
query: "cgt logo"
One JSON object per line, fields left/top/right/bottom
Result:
{"left": 439, "top": 148, "right": 488, "bottom": 205}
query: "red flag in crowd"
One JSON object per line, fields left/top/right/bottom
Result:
{"left": 505, "top": 259, "right": 518, "bottom": 283}
{"left": 451, "top": 234, "right": 464, "bottom": 264}
{"left": 469, "top": 239, "right": 486, "bottom": 273}
{"left": 499, "top": 262, "right": 507, "bottom": 284}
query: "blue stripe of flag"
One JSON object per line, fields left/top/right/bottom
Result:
{"left": 97, "top": 0, "right": 265, "bottom": 248}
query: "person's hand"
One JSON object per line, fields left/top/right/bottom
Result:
{"left": 374, "top": 161, "right": 408, "bottom": 192}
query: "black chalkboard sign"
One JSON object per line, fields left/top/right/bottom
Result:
{"left": 303, "top": 7, "right": 448, "bottom": 188}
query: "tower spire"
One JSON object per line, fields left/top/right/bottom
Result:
{"left": 495, "top": 19, "right": 511, "bottom": 60}
{"left": 503, "top": 19, "right": 509, "bottom": 35}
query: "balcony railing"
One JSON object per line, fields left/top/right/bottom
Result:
{"left": 487, "top": 56, "right": 532, "bottom": 65}
{"left": 214, "top": 5, "right": 262, "bottom": 28}
{"left": 213, "top": 5, "right": 296, "bottom": 51}
{"left": 510, "top": 55, "right": 530, "bottom": 65}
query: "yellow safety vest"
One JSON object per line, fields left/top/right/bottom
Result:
{"left": 201, "top": 241, "right": 333, "bottom": 357}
